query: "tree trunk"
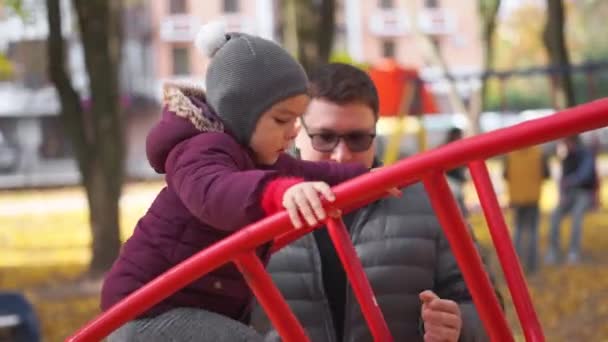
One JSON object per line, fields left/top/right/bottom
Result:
{"left": 403, "top": 2, "right": 472, "bottom": 133}
{"left": 426, "top": 38, "right": 469, "bottom": 123}
{"left": 86, "top": 161, "right": 122, "bottom": 275}
{"left": 74, "top": 0, "right": 124, "bottom": 274}
{"left": 316, "top": 0, "right": 336, "bottom": 65}
{"left": 543, "top": 0, "right": 575, "bottom": 109}
{"left": 282, "top": 0, "right": 300, "bottom": 60}
{"left": 46, "top": 0, "right": 89, "bottom": 169}
{"left": 46, "top": 0, "right": 124, "bottom": 275}
{"left": 478, "top": 0, "right": 500, "bottom": 113}
{"left": 282, "top": 0, "right": 336, "bottom": 73}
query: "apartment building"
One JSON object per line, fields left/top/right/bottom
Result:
{"left": 150, "top": 0, "right": 276, "bottom": 87}
{"left": 0, "top": 0, "right": 482, "bottom": 187}
{"left": 151, "top": 0, "right": 482, "bottom": 86}
{"left": 0, "top": 0, "right": 159, "bottom": 186}
{"left": 344, "top": 0, "right": 482, "bottom": 72}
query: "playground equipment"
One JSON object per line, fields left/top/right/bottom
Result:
{"left": 368, "top": 59, "right": 438, "bottom": 164}
{"left": 67, "top": 99, "right": 608, "bottom": 341}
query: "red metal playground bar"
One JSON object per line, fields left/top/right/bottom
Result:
{"left": 67, "top": 98, "right": 608, "bottom": 342}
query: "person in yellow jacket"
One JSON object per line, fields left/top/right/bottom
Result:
{"left": 503, "top": 145, "right": 550, "bottom": 274}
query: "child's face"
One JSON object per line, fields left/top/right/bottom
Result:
{"left": 249, "top": 94, "right": 310, "bottom": 165}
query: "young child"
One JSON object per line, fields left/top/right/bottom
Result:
{"left": 101, "top": 24, "right": 368, "bottom": 341}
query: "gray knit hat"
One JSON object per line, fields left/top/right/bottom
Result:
{"left": 195, "top": 22, "right": 308, "bottom": 145}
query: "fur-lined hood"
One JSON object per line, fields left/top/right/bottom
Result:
{"left": 146, "top": 83, "right": 225, "bottom": 174}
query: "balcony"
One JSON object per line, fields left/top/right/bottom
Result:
{"left": 160, "top": 15, "right": 200, "bottom": 42}
{"left": 218, "top": 14, "right": 255, "bottom": 35}
{"left": 367, "top": 7, "right": 456, "bottom": 37}
{"left": 160, "top": 14, "right": 256, "bottom": 42}
{"left": 368, "top": 9, "right": 410, "bottom": 37}
{"left": 418, "top": 8, "right": 456, "bottom": 36}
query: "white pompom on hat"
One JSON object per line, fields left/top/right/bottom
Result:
{"left": 194, "top": 21, "right": 228, "bottom": 58}
{"left": 194, "top": 22, "right": 308, "bottom": 146}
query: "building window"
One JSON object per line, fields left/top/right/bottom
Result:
{"left": 379, "top": 0, "right": 394, "bottom": 9}
{"left": 425, "top": 0, "right": 440, "bottom": 8}
{"left": 169, "top": 0, "right": 187, "bottom": 14}
{"left": 172, "top": 47, "right": 190, "bottom": 76}
{"left": 381, "top": 40, "right": 395, "bottom": 58}
{"left": 223, "top": 0, "right": 239, "bottom": 13}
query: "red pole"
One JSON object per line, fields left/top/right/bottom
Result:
{"left": 326, "top": 218, "right": 394, "bottom": 342}
{"left": 234, "top": 252, "right": 309, "bottom": 342}
{"left": 422, "top": 171, "right": 514, "bottom": 342}
{"left": 468, "top": 161, "right": 545, "bottom": 342}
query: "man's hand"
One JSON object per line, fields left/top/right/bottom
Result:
{"left": 420, "top": 290, "right": 462, "bottom": 342}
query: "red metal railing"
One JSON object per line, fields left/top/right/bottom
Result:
{"left": 67, "top": 98, "right": 608, "bottom": 341}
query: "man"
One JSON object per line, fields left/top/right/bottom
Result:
{"left": 443, "top": 127, "right": 468, "bottom": 217}
{"left": 504, "top": 145, "right": 550, "bottom": 274}
{"left": 546, "top": 135, "right": 597, "bottom": 265}
{"left": 251, "top": 63, "right": 493, "bottom": 341}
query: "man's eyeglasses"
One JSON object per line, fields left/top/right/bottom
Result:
{"left": 300, "top": 119, "right": 376, "bottom": 153}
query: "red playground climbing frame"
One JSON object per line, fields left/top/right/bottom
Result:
{"left": 67, "top": 99, "right": 608, "bottom": 342}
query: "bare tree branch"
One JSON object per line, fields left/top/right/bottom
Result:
{"left": 45, "top": 0, "right": 91, "bottom": 175}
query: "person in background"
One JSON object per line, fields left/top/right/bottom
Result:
{"left": 504, "top": 145, "right": 550, "bottom": 274}
{"left": 444, "top": 127, "right": 468, "bottom": 216}
{"left": 545, "top": 135, "right": 597, "bottom": 265}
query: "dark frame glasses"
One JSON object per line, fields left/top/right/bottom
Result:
{"left": 300, "top": 119, "right": 376, "bottom": 153}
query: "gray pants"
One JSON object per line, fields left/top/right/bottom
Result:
{"left": 512, "top": 205, "right": 540, "bottom": 273}
{"left": 548, "top": 188, "right": 593, "bottom": 258}
{"left": 107, "top": 308, "right": 265, "bottom": 342}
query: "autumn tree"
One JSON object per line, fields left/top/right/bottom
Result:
{"left": 281, "top": 0, "right": 336, "bottom": 73}
{"left": 478, "top": 0, "right": 501, "bottom": 112}
{"left": 543, "top": 0, "right": 575, "bottom": 108}
{"left": 46, "top": 0, "right": 124, "bottom": 275}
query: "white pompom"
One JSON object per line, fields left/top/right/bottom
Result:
{"left": 194, "top": 21, "right": 228, "bottom": 58}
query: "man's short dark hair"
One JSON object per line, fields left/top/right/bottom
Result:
{"left": 308, "top": 63, "right": 379, "bottom": 118}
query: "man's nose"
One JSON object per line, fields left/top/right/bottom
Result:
{"left": 332, "top": 140, "right": 352, "bottom": 163}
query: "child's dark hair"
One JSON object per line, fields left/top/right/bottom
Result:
{"left": 308, "top": 63, "right": 379, "bottom": 118}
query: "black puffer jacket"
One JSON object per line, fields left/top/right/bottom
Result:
{"left": 252, "top": 183, "right": 494, "bottom": 341}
